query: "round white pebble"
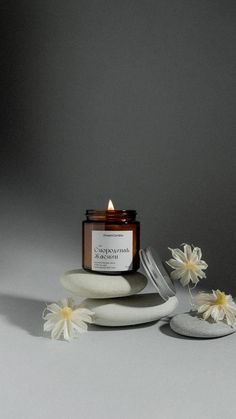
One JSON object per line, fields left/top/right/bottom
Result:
{"left": 80, "top": 293, "right": 178, "bottom": 326}
{"left": 60, "top": 269, "right": 147, "bottom": 299}
{"left": 170, "top": 313, "right": 236, "bottom": 338}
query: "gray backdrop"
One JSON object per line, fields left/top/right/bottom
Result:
{"left": 1, "top": 0, "right": 236, "bottom": 291}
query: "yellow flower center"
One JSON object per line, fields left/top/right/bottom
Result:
{"left": 61, "top": 306, "right": 72, "bottom": 319}
{"left": 214, "top": 291, "right": 226, "bottom": 306}
{"left": 185, "top": 261, "right": 196, "bottom": 271}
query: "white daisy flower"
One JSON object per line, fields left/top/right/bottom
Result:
{"left": 193, "top": 290, "right": 236, "bottom": 326}
{"left": 43, "top": 298, "right": 94, "bottom": 341}
{"left": 166, "top": 244, "right": 208, "bottom": 287}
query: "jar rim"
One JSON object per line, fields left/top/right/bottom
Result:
{"left": 86, "top": 209, "right": 137, "bottom": 214}
{"left": 85, "top": 209, "right": 137, "bottom": 221}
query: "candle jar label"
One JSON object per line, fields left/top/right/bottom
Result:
{"left": 91, "top": 230, "right": 133, "bottom": 272}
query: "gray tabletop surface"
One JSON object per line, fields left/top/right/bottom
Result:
{"left": 1, "top": 225, "right": 235, "bottom": 419}
{"left": 1, "top": 1, "right": 236, "bottom": 416}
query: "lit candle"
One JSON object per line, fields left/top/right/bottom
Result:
{"left": 107, "top": 199, "right": 115, "bottom": 210}
{"left": 82, "top": 200, "right": 140, "bottom": 274}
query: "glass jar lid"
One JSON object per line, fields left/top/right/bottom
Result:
{"left": 139, "top": 247, "right": 176, "bottom": 301}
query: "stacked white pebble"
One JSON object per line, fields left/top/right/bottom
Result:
{"left": 60, "top": 269, "right": 178, "bottom": 327}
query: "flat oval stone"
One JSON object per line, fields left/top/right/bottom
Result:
{"left": 60, "top": 269, "right": 147, "bottom": 299}
{"left": 80, "top": 293, "right": 178, "bottom": 326}
{"left": 170, "top": 313, "right": 236, "bottom": 338}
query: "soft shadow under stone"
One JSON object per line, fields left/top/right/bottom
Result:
{"left": 0, "top": 294, "right": 47, "bottom": 337}
{"left": 170, "top": 312, "right": 236, "bottom": 339}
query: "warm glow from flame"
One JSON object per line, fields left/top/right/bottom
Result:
{"left": 107, "top": 199, "right": 115, "bottom": 210}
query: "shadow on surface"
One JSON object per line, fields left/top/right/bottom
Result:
{"left": 84, "top": 293, "right": 167, "bottom": 308}
{"left": 159, "top": 320, "right": 228, "bottom": 341}
{"left": 0, "top": 293, "right": 48, "bottom": 337}
{"left": 159, "top": 322, "right": 196, "bottom": 340}
{"left": 0, "top": 293, "right": 158, "bottom": 336}
{"left": 88, "top": 320, "right": 157, "bottom": 332}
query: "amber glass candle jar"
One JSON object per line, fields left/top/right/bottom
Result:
{"left": 83, "top": 209, "right": 140, "bottom": 274}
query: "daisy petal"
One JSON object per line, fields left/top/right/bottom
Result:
{"left": 210, "top": 306, "right": 220, "bottom": 322}
{"left": 203, "top": 307, "right": 212, "bottom": 320}
{"left": 73, "top": 308, "right": 94, "bottom": 316}
{"left": 225, "top": 311, "right": 236, "bottom": 326}
{"left": 196, "top": 261, "right": 208, "bottom": 270}
{"left": 43, "top": 312, "right": 60, "bottom": 321}
{"left": 192, "top": 247, "right": 202, "bottom": 260}
{"left": 43, "top": 319, "right": 56, "bottom": 332}
{"left": 71, "top": 321, "right": 87, "bottom": 334}
{"left": 51, "top": 320, "right": 64, "bottom": 339}
{"left": 63, "top": 320, "right": 72, "bottom": 341}
{"left": 197, "top": 304, "right": 210, "bottom": 313}
{"left": 183, "top": 244, "right": 192, "bottom": 260}
{"left": 46, "top": 303, "right": 61, "bottom": 313}
{"left": 217, "top": 308, "right": 225, "bottom": 321}
{"left": 226, "top": 305, "right": 236, "bottom": 315}
{"left": 189, "top": 270, "right": 199, "bottom": 284}
{"left": 168, "top": 248, "right": 187, "bottom": 262}
{"left": 170, "top": 269, "right": 186, "bottom": 280}
{"left": 77, "top": 320, "right": 89, "bottom": 330}
{"left": 195, "top": 269, "right": 206, "bottom": 279}
{"left": 166, "top": 259, "right": 184, "bottom": 269}
{"left": 180, "top": 271, "right": 191, "bottom": 287}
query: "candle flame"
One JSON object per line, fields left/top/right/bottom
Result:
{"left": 107, "top": 199, "right": 115, "bottom": 210}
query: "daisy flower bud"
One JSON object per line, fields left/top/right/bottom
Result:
{"left": 166, "top": 244, "right": 208, "bottom": 287}
{"left": 193, "top": 290, "right": 236, "bottom": 326}
{"left": 43, "top": 298, "right": 94, "bottom": 341}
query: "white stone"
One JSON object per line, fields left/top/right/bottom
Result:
{"left": 60, "top": 269, "right": 147, "bottom": 299}
{"left": 170, "top": 313, "right": 236, "bottom": 338}
{"left": 80, "top": 293, "right": 178, "bottom": 326}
